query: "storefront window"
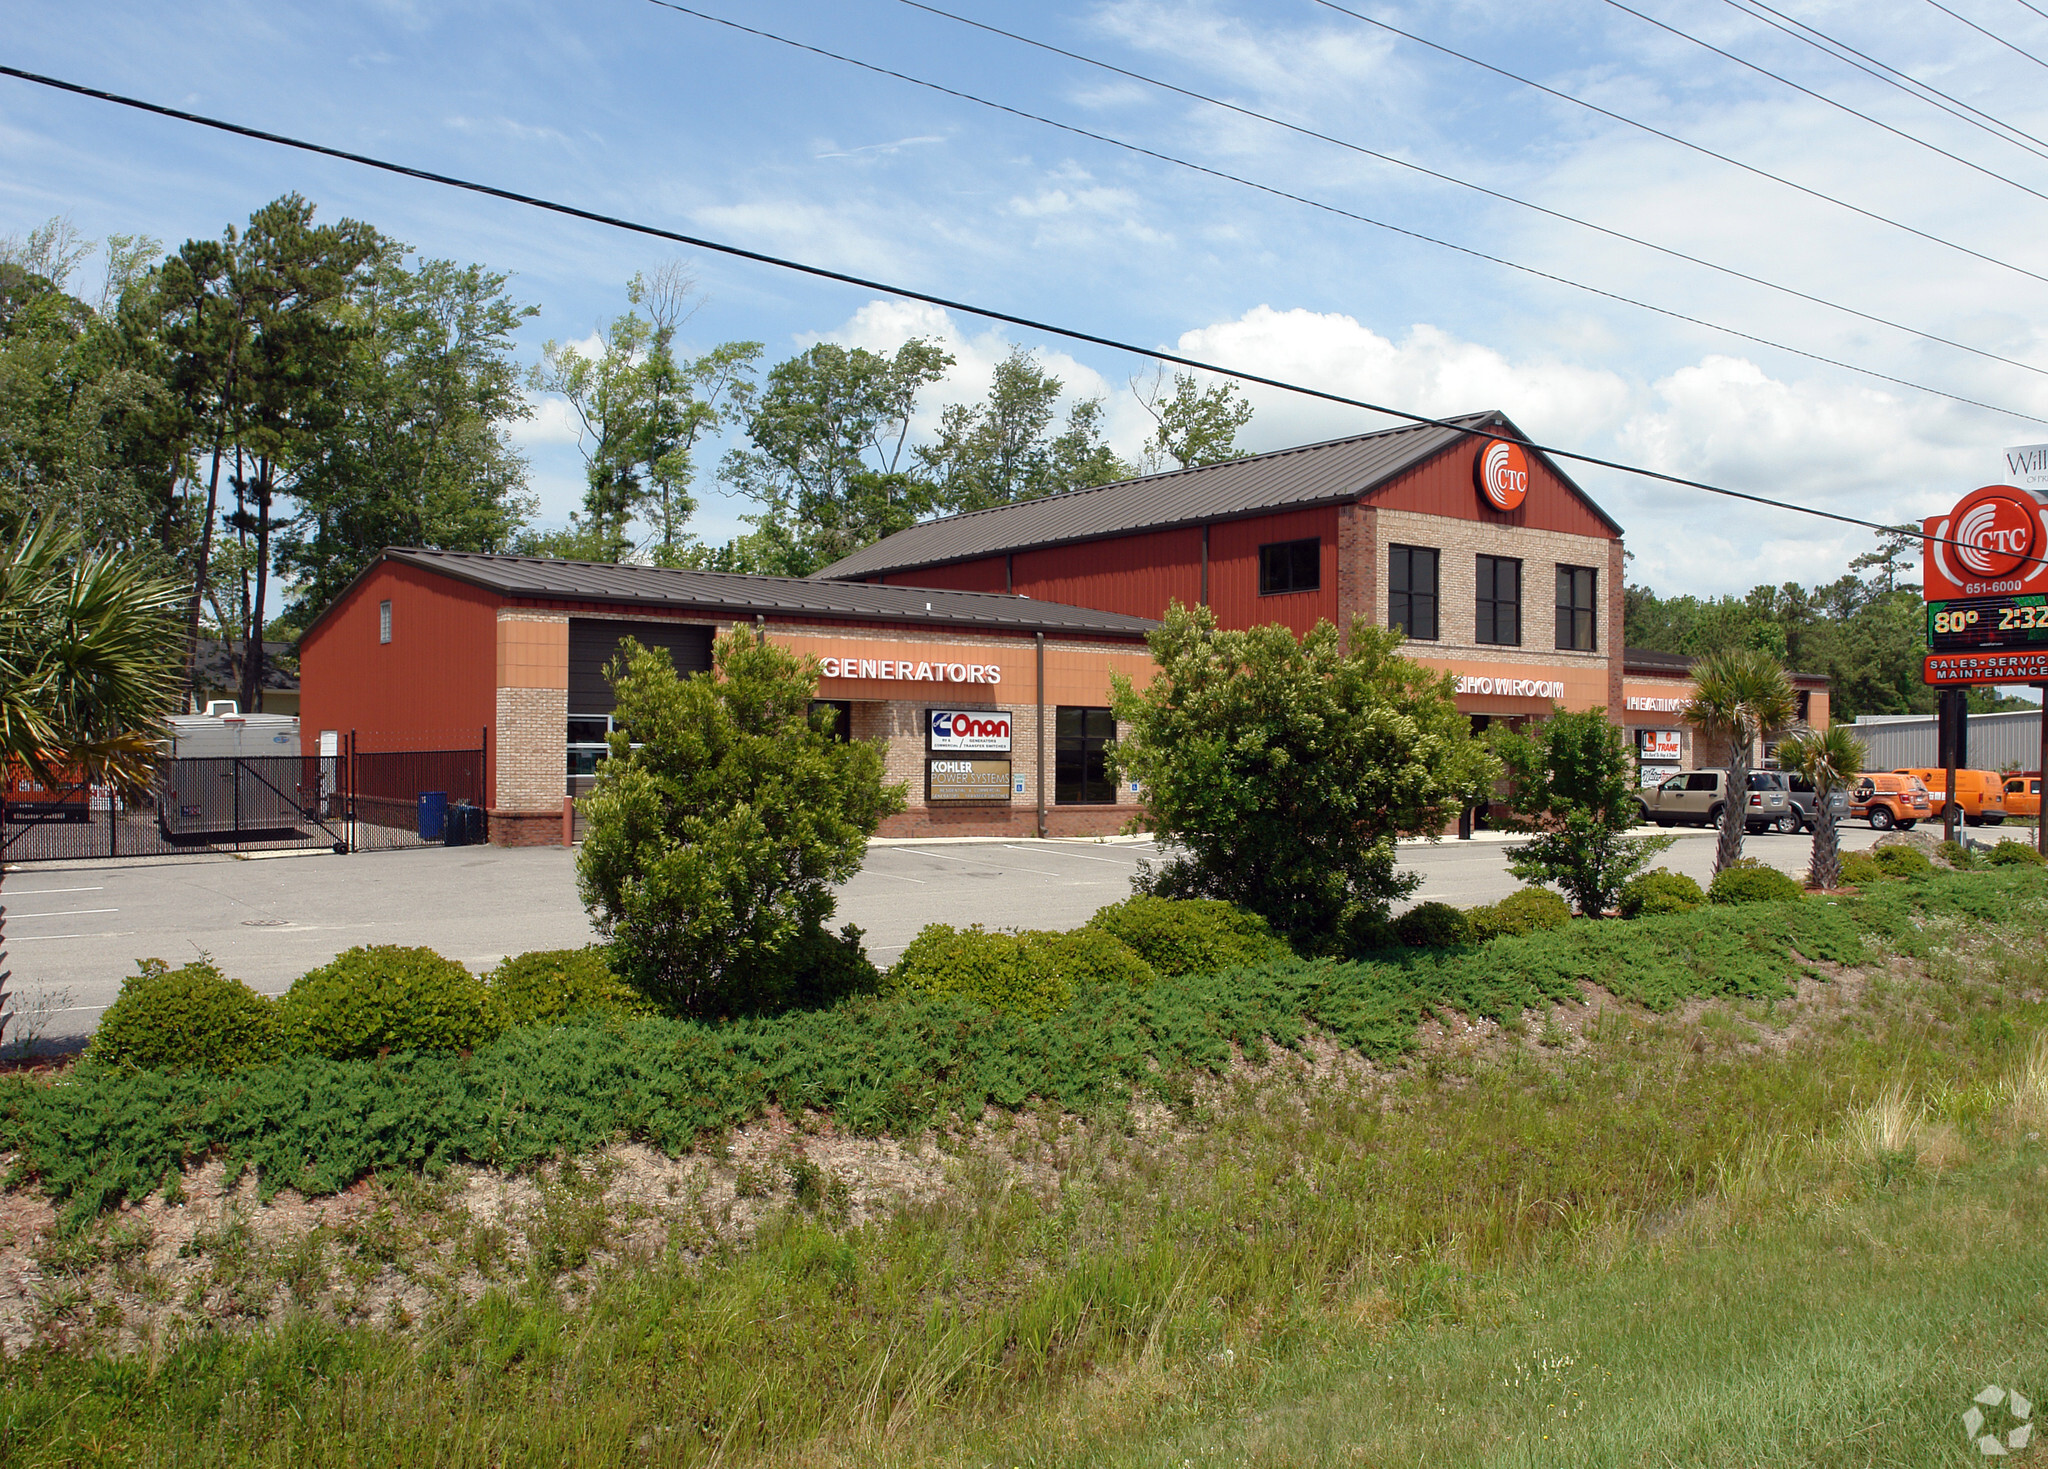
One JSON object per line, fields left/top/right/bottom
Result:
{"left": 1476, "top": 555, "right": 1521, "bottom": 646}
{"left": 1389, "top": 545, "right": 1439, "bottom": 640}
{"left": 1258, "top": 537, "right": 1321, "bottom": 595}
{"left": 1555, "top": 566, "right": 1598, "bottom": 650}
{"left": 809, "top": 699, "right": 852, "bottom": 742}
{"left": 1055, "top": 707, "right": 1117, "bottom": 804}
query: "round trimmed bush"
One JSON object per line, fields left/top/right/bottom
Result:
{"left": 1987, "top": 839, "right": 2046, "bottom": 867}
{"left": 887, "top": 925, "right": 1069, "bottom": 1018}
{"left": 488, "top": 946, "right": 650, "bottom": 1028}
{"left": 1837, "top": 851, "right": 1888, "bottom": 886}
{"left": 90, "top": 958, "right": 280, "bottom": 1074}
{"left": 1028, "top": 927, "right": 1159, "bottom": 990}
{"left": 1470, "top": 886, "right": 1573, "bottom": 941}
{"left": 1708, "top": 864, "right": 1805, "bottom": 906}
{"left": 1085, "top": 895, "right": 1289, "bottom": 976}
{"left": 1392, "top": 901, "right": 1475, "bottom": 948}
{"left": 280, "top": 945, "right": 502, "bottom": 1059}
{"left": 1619, "top": 869, "right": 1706, "bottom": 918}
{"left": 1873, "top": 844, "right": 1934, "bottom": 878}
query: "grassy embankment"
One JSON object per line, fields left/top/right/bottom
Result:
{"left": 0, "top": 871, "right": 2044, "bottom": 1465}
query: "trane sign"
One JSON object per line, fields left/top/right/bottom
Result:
{"left": 818, "top": 655, "right": 1003, "bottom": 684}
{"left": 1455, "top": 674, "right": 1565, "bottom": 698}
{"left": 930, "top": 708, "right": 1012, "bottom": 752}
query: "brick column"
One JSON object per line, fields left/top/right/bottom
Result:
{"left": 1337, "top": 500, "right": 1379, "bottom": 648}
{"left": 493, "top": 610, "right": 569, "bottom": 845}
{"left": 1606, "top": 539, "right": 1626, "bottom": 724}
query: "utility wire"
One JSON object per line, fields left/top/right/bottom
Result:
{"left": 2013, "top": 0, "right": 2048, "bottom": 25}
{"left": 897, "top": 0, "right": 2048, "bottom": 380}
{"left": 1726, "top": 0, "right": 2048, "bottom": 160}
{"left": 1598, "top": 0, "right": 2048, "bottom": 204}
{"left": 1925, "top": 0, "right": 2048, "bottom": 70}
{"left": 1305, "top": 0, "right": 2048, "bottom": 288}
{"left": 642, "top": 1, "right": 2048, "bottom": 422}
{"left": 0, "top": 61, "right": 2031, "bottom": 563}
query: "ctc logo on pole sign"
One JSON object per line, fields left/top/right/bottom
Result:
{"left": 1475, "top": 438, "right": 1529, "bottom": 513}
{"left": 1924, "top": 485, "right": 2047, "bottom": 599}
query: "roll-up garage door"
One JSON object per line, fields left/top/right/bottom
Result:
{"left": 568, "top": 619, "right": 714, "bottom": 713}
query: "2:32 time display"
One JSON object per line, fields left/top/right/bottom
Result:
{"left": 1927, "top": 595, "right": 2048, "bottom": 649}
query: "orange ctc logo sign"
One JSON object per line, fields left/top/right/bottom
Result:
{"left": 1475, "top": 438, "right": 1529, "bottom": 512}
{"left": 1924, "top": 485, "right": 2048, "bottom": 598}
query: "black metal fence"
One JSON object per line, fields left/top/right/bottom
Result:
{"left": 0, "top": 739, "right": 487, "bottom": 863}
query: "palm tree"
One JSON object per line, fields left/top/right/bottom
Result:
{"left": 1778, "top": 722, "right": 1868, "bottom": 890}
{"left": 1681, "top": 647, "right": 1798, "bottom": 877}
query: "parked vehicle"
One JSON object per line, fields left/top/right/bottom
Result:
{"left": 1, "top": 759, "right": 90, "bottom": 823}
{"left": 1636, "top": 769, "right": 1791, "bottom": 833}
{"left": 1848, "top": 773, "right": 1931, "bottom": 831}
{"left": 2003, "top": 773, "right": 2041, "bottom": 820}
{"left": 1776, "top": 772, "right": 1853, "bottom": 834}
{"left": 1892, "top": 767, "right": 2007, "bottom": 826}
{"left": 158, "top": 706, "right": 306, "bottom": 839}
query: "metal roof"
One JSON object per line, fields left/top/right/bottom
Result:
{"left": 812, "top": 410, "right": 1575, "bottom": 581}
{"left": 339, "top": 548, "right": 1158, "bottom": 638}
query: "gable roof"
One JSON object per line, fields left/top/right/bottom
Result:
{"left": 305, "top": 548, "right": 1159, "bottom": 640}
{"left": 811, "top": 410, "right": 1621, "bottom": 581}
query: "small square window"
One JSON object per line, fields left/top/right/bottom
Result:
{"left": 378, "top": 600, "right": 392, "bottom": 644}
{"left": 1258, "top": 538, "right": 1321, "bottom": 595}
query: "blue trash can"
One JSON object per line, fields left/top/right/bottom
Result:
{"left": 417, "top": 791, "right": 448, "bottom": 841}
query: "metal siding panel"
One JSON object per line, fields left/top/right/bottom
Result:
{"left": 1370, "top": 440, "right": 1618, "bottom": 539}
{"left": 567, "top": 620, "right": 714, "bottom": 712}
{"left": 882, "top": 561, "right": 1009, "bottom": 593}
{"left": 1209, "top": 507, "right": 1340, "bottom": 635}
{"left": 1011, "top": 527, "right": 1203, "bottom": 620}
{"left": 297, "top": 563, "right": 499, "bottom": 800}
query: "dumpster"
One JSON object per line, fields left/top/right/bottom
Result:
{"left": 443, "top": 802, "right": 486, "bottom": 847}
{"left": 417, "top": 791, "right": 448, "bottom": 841}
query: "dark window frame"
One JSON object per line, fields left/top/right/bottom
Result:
{"left": 1258, "top": 537, "right": 1322, "bottom": 596}
{"left": 1475, "top": 554, "right": 1522, "bottom": 647}
{"left": 1055, "top": 706, "right": 1118, "bottom": 806}
{"left": 1554, "top": 565, "right": 1599, "bottom": 651}
{"left": 809, "top": 699, "right": 852, "bottom": 743}
{"left": 1388, "top": 544, "right": 1440, "bottom": 641}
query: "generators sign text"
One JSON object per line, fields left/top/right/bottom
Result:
{"left": 820, "top": 655, "right": 1003, "bottom": 684}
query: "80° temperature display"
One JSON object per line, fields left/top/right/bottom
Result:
{"left": 1927, "top": 594, "right": 2048, "bottom": 650}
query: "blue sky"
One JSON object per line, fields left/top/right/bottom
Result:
{"left": 10, "top": 0, "right": 2048, "bottom": 604}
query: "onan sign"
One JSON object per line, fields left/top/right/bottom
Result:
{"left": 930, "top": 708, "right": 1012, "bottom": 752}
{"left": 1923, "top": 485, "right": 2048, "bottom": 599}
{"left": 1475, "top": 438, "right": 1529, "bottom": 513}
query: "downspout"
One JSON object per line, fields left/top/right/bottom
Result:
{"left": 754, "top": 613, "right": 765, "bottom": 645}
{"left": 1199, "top": 525, "right": 1209, "bottom": 607}
{"left": 1036, "top": 631, "right": 1047, "bottom": 840}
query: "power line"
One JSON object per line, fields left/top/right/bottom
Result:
{"left": 1726, "top": 0, "right": 2048, "bottom": 160}
{"left": 642, "top": 0, "right": 2048, "bottom": 423}
{"left": 896, "top": 0, "right": 2048, "bottom": 382}
{"left": 1306, "top": 0, "right": 2048, "bottom": 288}
{"left": 1598, "top": 0, "right": 2048, "bottom": 204}
{"left": 1924, "top": 0, "right": 2048, "bottom": 70}
{"left": 2013, "top": 0, "right": 2048, "bottom": 25}
{"left": 0, "top": 61, "right": 2029, "bottom": 563}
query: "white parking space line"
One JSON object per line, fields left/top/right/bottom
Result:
{"left": 6, "top": 931, "right": 137, "bottom": 942}
{"left": 1003, "top": 845, "right": 1144, "bottom": 866}
{"left": 9, "top": 908, "right": 119, "bottom": 919}
{"left": 909, "top": 849, "right": 1064, "bottom": 877}
{"left": 2, "top": 886, "right": 106, "bottom": 896}
{"left": 861, "top": 870, "right": 928, "bottom": 884}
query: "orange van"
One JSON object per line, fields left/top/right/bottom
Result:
{"left": 2004, "top": 774, "right": 2041, "bottom": 820}
{"left": 1848, "top": 773, "right": 1931, "bottom": 831}
{"left": 1894, "top": 768, "right": 2007, "bottom": 826}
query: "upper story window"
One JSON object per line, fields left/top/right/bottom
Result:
{"left": 1554, "top": 566, "right": 1598, "bottom": 651}
{"left": 1476, "top": 555, "right": 1521, "bottom": 646}
{"left": 1258, "top": 537, "right": 1321, "bottom": 595}
{"left": 1389, "top": 545, "right": 1439, "bottom": 641}
{"left": 378, "top": 599, "right": 392, "bottom": 644}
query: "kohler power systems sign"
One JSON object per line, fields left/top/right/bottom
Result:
{"left": 929, "top": 708, "right": 1012, "bottom": 753}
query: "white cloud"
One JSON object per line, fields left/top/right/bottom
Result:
{"left": 814, "top": 134, "right": 948, "bottom": 161}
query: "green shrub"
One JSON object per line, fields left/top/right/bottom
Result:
{"left": 280, "top": 946, "right": 502, "bottom": 1060}
{"left": 89, "top": 959, "right": 280, "bottom": 1074}
{"left": 1938, "top": 839, "right": 1976, "bottom": 869}
{"left": 1837, "top": 851, "right": 1888, "bottom": 886}
{"left": 488, "top": 947, "right": 649, "bottom": 1028}
{"left": 1987, "top": 840, "right": 2046, "bottom": 867}
{"left": 1392, "top": 901, "right": 1474, "bottom": 948}
{"left": 1873, "top": 844, "right": 1934, "bottom": 878}
{"left": 887, "top": 926, "right": 1070, "bottom": 1018}
{"left": 1708, "top": 865, "right": 1805, "bottom": 906}
{"left": 1028, "top": 927, "right": 1158, "bottom": 990}
{"left": 1619, "top": 869, "right": 1706, "bottom": 918}
{"left": 1469, "top": 887, "right": 1573, "bottom": 941}
{"left": 1085, "top": 896, "right": 1289, "bottom": 977}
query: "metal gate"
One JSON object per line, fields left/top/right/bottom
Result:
{"left": 0, "top": 736, "right": 487, "bottom": 863}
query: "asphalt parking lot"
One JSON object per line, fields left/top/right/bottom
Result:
{"left": 2, "top": 819, "right": 1902, "bottom": 1044}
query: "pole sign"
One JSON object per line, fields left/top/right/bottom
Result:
{"left": 928, "top": 708, "right": 1012, "bottom": 753}
{"left": 1922, "top": 483, "right": 2048, "bottom": 685}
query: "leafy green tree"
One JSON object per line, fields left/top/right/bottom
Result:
{"left": 720, "top": 338, "right": 952, "bottom": 574}
{"left": 1776, "top": 721, "right": 1867, "bottom": 890}
{"left": 576, "top": 632, "right": 906, "bottom": 1015}
{"left": 1134, "top": 369, "right": 1254, "bottom": 471}
{"left": 276, "top": 252, "right": 537, "bottom": 620}
{"left": 917, "top": 346, "right": 1129, "bottom": 510}
{"left": 1489, "top": 708, "right": 1672, "bottom": 917}
{"left": 1109, "top": 602, "right": 1499, "bottom": 946}
{"left": 1682, "top": 647, "right": 1797, "bottom": 876}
